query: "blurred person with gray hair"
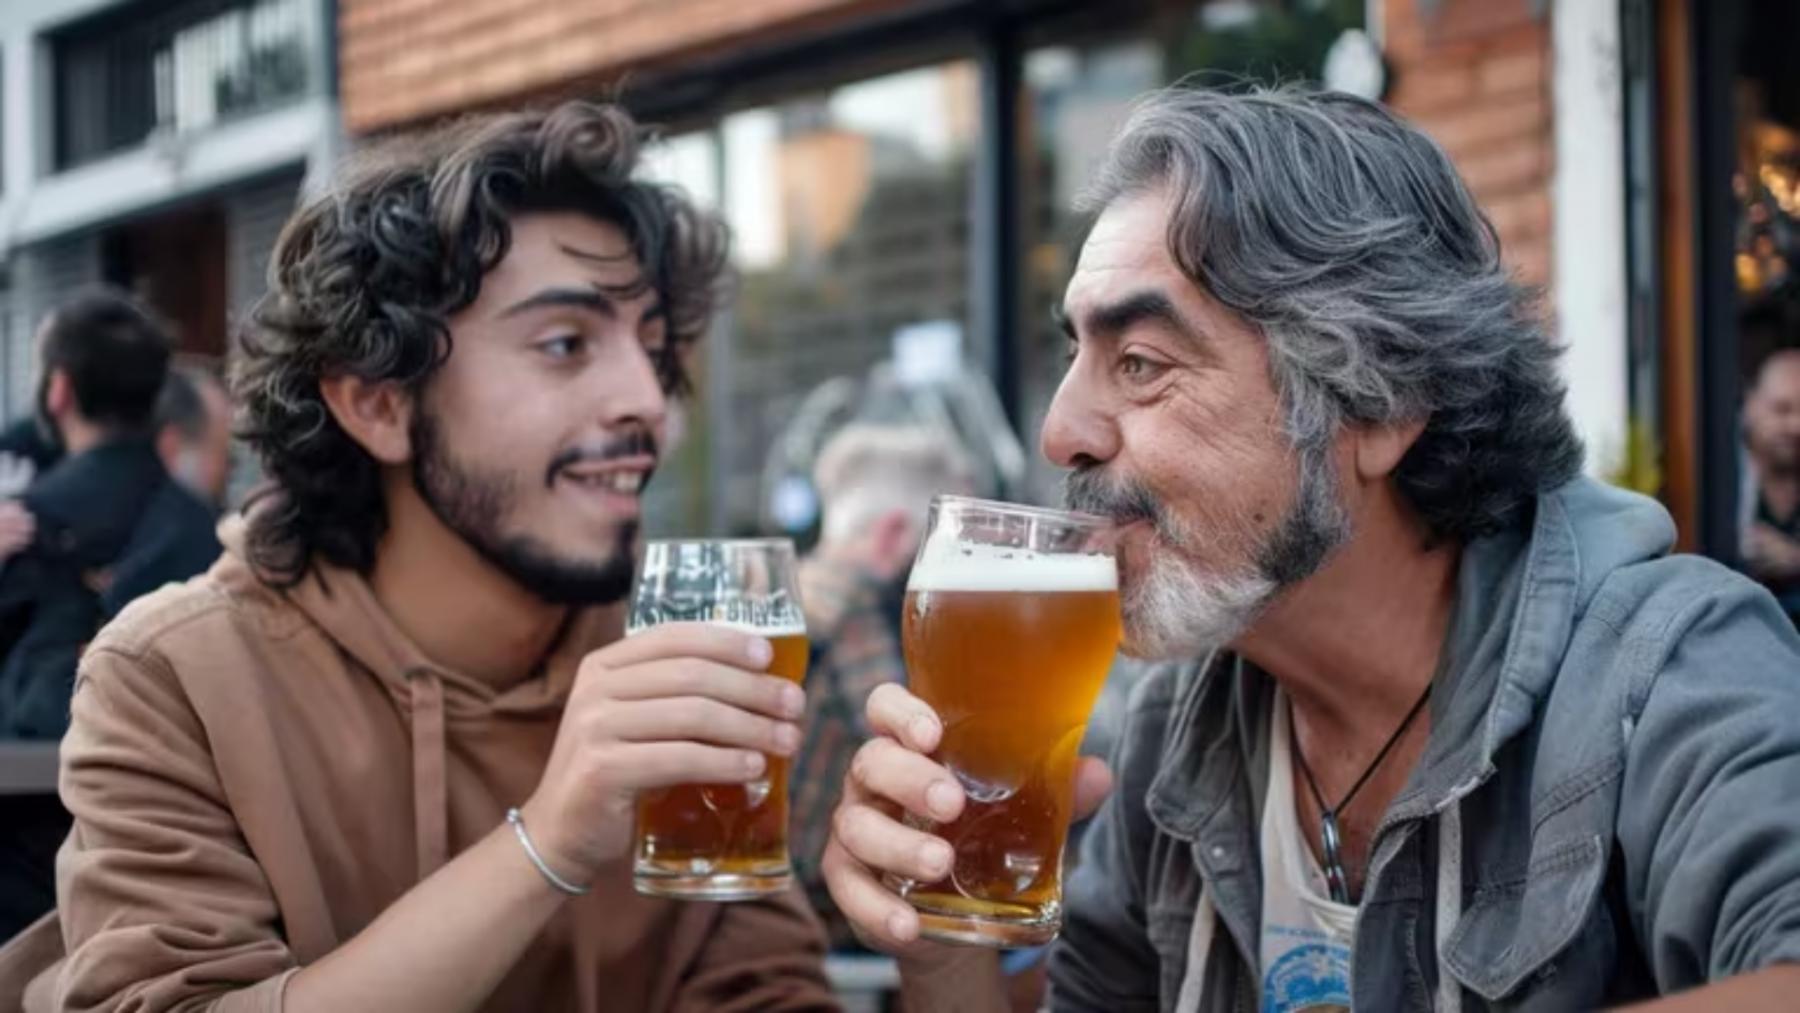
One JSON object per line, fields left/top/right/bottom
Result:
{"left": 152, "top": 366, "right": 234, "bottom": 510}
{"left": 789, "top": 423, "right": 973, "bottom": 950}
{"left": 825, "top": 85, "right": 1800, "bottom": 1011}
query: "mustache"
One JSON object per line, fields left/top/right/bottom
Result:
{"left": 1063, "top": 467, "right": 1162, "bottom": 526}
{"left": 544, "top": 428, "right": 660, "bottom": 487}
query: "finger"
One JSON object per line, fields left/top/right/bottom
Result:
{"left": 601, "top": 622, "right": 777, "bottom": 671}
{"left": 595, "top": 659, "right": 804, "bottom": 720}
{"left": 1071, "top": 757, "right": 1115, "bottom": 821}
{"left": 850, "top": 737, "right": 963, "bottom": 822}
{"left": 600, "top": 696, "right": 800, "bottom": 757}
{"left": 604, "top": 740, "right": 768, "bottom": 791}
{"left": 823, "top": 840, "right": 923, "bottom": 950}
{"left": 866, "top": 683, "right": 942, "bottom": 753}
{"left": 833, "top": 799, "right": 952, "bottom": 884}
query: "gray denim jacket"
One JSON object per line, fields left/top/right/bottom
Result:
{"left": 1048, "top": 478, "right": 1800, "bottom": 1011}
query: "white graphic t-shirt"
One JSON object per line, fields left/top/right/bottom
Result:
{"left": 1258, "top": 691, "right": 1357, "bottom": 1012}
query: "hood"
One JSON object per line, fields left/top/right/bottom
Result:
{"left": 1406, "top": 476, "right": 1678, "bottom": 818}
{"left": 212, "top": 516, "right": 621, "bottom": 881}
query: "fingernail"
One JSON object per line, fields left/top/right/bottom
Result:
{"left": 774, "top": 724, "right": 801, "bottom": 754}
{"left": 910, "top": 714, "right": 939, "bottom": 746}
{"left": 781, "top": 684, "right": 805, "bottom": 717}
{"left": 887, "top": 912, "right": 914, "bottom": 942}
{"left": 922, "top": 841, "right": 952, "bottom": 878}
{"left": 926, "top": 780, "right": 959, "bottom": 820}
{"left": 747, "top": 638, "right": 773, "bottom": 668}
{"left": 743, "top": 751, "right": 766, "bottom": 775}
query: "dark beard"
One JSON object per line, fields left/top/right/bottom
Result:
{"left": 409, "top": 410, "right": 639, "bottom": 606}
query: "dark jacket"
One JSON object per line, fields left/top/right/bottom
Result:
{"left": 0, "top": 439, "right": 219, "bottom": 738}
{"left": 1049, "top": 478, "right": 1800, "bottom": 1011}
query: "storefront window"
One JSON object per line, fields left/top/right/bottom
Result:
{"left": 718, "top": 61, "right": 980, "bottom": 534}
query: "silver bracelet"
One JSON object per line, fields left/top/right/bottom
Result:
{"left": 505, "top": 807, "right": 590, "bottom": 896}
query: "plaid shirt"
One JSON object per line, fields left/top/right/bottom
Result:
{"left": 791, "top": 554, "right": 906, "bottom": 948}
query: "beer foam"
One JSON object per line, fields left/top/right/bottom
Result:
{"left": 908, "top": 541, "right": 1117, "bottom": 593}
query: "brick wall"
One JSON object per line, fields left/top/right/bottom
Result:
{"left": 338, "top": 0, "right": 908, "bottom": 134}
{"left": 1383, "top": 0, "right": 1554, "bottom": 288}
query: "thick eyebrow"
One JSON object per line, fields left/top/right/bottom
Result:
{"left": 498, "top": 285, "right": 666, "bottom": 322}
{"left": 1080, "top": 290, "right": 1203, "bottom": 349}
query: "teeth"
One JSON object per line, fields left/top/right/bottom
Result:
{"left": 566, "top": 472, "right": 643, "bottom": 494}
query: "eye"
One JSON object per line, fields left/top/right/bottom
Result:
{"left": 1118, "top": 353, "right": 1165, "bottom": 381}
{"left": 538, "top": 334, "right": 584, "bottom": 359}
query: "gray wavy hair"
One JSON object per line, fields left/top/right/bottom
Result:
{"left": 1082, "top": 85, "right": 1582, "bottom": 542}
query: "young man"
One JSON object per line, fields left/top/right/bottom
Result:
{"left": 0, "top": 103, "right": 834, "bottom": 1012}
{"left": 826, "top": 87, "right": 1800, "bottom": 1010}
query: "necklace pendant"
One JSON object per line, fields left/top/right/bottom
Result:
{"left": 1320, "top": 812, "right": 1350, "bottom": 904}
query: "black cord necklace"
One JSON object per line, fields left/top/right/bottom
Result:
{"left": 1289, "top": 683, "right": 1433, "bottom": 905}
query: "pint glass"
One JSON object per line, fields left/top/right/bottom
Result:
{"left": 628, "top": 538, "right": 809, "bottom": 901}
{"left": 894, "top": 496, "right": 1121, "bottom": 946}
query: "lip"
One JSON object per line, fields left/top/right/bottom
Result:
{"left": 556, "top": 455, "right": 657, "bottom": 481}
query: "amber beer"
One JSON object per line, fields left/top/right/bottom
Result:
{"left": 633, "top": 628, "right": 808, "bottom": 898}
{"left": 897, "top": 498, "right": 1120, "bottom": 946}
{"left": 628, "top": 537, "right": 809, "bottom": 901}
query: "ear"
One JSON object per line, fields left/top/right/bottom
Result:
{"left": 44, "top": 370, "right": 74, "bottom": 418}
{"left": 1353, "top": 417, "right": 1428, "bottom": 483}
{"left": 154, "top": 424, "right": 183, "bottom": 466}
{"left": 319, "top": 374, "right": 414, "bottom": 466}
{"left": 870, "top": 509, "right": 917, "bottom": 577}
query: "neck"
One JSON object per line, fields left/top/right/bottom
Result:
{"left": 371, "top": 475, "right": 569, "bottom": 689}
{"left": 1236, "top": 486, "right": 1460, "bottom": 742}
{"left": 1761, "top": 467, "right": 1800, "bottom": 519}
{"left": 57, "top": 415, "right": 112, "bottom": 456}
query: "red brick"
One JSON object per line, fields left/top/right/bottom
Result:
{"left": 1388, "top": 62, "right": 1477, "bottom": 114}
{"left": 1454, "top": 142, "right": 1548, "bottom": 197}
{"left": 1478, "top": 47, "right": 1546, "bottom": 97}
{"left": 1410, "top": 91, "right": 1548, "bottom": 159}
{"left": 1484, "top": 190, "right": 1553, "bottom": 247}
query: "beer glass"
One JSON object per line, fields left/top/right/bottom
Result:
{"left": 892, "top": 495, "right": 1121, "bottom": 946}
{"left": 628, "top": 538, "right": 809, "bottom": 901}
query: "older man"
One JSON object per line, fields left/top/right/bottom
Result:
{"left": 824, "top": 87, "right": 1800, "bottom": 1011}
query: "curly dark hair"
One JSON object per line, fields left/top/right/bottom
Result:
{"left": 234, "top": 101, "right": 730, "bottom": 585}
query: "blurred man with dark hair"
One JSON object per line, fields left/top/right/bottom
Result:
{"left": 0, "top": 289, "right": 221, "bottom": 940}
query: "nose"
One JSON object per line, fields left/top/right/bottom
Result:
{"left": 1039, "top": 361, "right": 1120, "bottom": 470}
{"left": 598, "top": 340, "right": 670, "bottom": 440}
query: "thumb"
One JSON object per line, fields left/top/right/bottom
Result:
{"left": 1071, "top": 757, "right": 1114, "bottom": 822}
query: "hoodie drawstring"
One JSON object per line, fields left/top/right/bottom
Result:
{"left": 407, "top": 668, "right": 450, "bottom": 881}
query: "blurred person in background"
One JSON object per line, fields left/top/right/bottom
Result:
{"left": 1743, "top": 348, "right": 1800, "bottom": 621}
{"left": 0, "top": 366, "right": 232, "bottom": 573}
{"left": 789, "top": 423, "right": 974, "bottom": 950}
{"left": 153, "top": 366, "right": 235, "bottom": 510}
{"left": 0, "top": 289, "right": 221, "bottom": 941}
{"left": 0, "top": 102, "right": 841, "bottom": 1012}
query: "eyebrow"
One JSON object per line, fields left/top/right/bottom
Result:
{"left": 499, "top": 286, "right": 665, "bottom": 322}
{"left": 1061, "top": 290, "right": 1207, "bottom": 353}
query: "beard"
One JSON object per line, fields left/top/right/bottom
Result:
{"left": 1064, "top": 443, "right": 1351, "bottom": 660}
{"left": 409, "top": 409, "right": 641, "bottom": 607}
